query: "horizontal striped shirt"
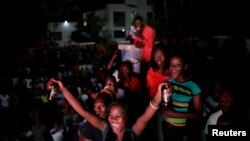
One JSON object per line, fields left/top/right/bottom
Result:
{"left": 165, "top": 79, "right": 201, "bottom": 126}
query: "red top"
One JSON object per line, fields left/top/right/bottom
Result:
{"left": 146, "top": 67, "right": 170, "bottom": 98}
{"left": 120, "top": 76, "right": 142, "bottom": 95}
{"left": 133, "top": 24, "right": 156, "bottom": 62}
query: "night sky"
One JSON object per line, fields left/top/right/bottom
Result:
{"left": 0, "top": 1, "right": 46, "bottom": 47}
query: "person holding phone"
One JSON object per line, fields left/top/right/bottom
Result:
{"left": 132, "top": 15, "right": 156, "bottom": 64}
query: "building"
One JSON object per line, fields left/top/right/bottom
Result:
{"left": 47, "top": 0, "right": 153, "bottom": 45}
{"left": 47, "top": 21, "right": 77, "bottom": 46}
{"left": 83, "top": 0, "right": 153, "bottom": 42}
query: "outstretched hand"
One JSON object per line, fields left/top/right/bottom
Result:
{"left": 47, "top": 78, "right": 65, "bottom": 93}
{"left": 112, "top": 49, "right": 119, "bottom": 58}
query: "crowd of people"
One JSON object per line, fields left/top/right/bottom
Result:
{"left": 0, "top": 15, "right": 250, "bottom": 141}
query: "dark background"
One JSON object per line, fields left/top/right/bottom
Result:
{"left": 0, "top": 0, "right": 249, "bottom": 47}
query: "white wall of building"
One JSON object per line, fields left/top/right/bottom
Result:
{"left": 125, "top": 0, "right": 153, "bottom": 19}
{"left": 47, "top": 21, "right": 77, "bottom": 46}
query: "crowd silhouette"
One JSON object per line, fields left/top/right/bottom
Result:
{"left": 0, "top": 35, "right": 249, "bottom": 141}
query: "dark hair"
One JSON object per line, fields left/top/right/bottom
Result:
{"left": 218, "top": 85, "right": 236, "bottom": 100}
{"left": 120, "top": 61, "right": 133, "bottom": 70}
{"left": 133, "top": 15, "right": 143, "bottom": 24}
{"left": 95, "top": 92, "right": 113, "bottom": 107}
{"left": 119, "top": 61, "right": 134, "bottom": 76}
{"left": 170, "top": 50, "right": 190, "bottom": 65}
{"left": 170, "top": 51, "right": 192, "bottom": 76}
{"left": 150, "top": 44, "right": 170, "bottom": 71}
{"left": 217, "top": 78, "right": 237, "bottom": 96}
{"left": 108, "top": 100, "right": 129, "bottom": 122}
{"left": 106, "top": 75, "right": 117, "bottom": 84}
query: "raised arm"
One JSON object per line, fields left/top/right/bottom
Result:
{"left": 106, "top": 49, "right": 119, "bottom": 71}
{"left": 132, "top": 82, "right": 171, "bottom": 137}
{"left": 47, "top": 78, "right": 108, "bottom": 132}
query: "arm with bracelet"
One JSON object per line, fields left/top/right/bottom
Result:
{"left": 132, "top": 82, "right": 171, "bottom": 137}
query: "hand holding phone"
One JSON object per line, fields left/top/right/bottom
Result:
{"left": 49, "top": 85, "right": 57, "bottom": 100}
